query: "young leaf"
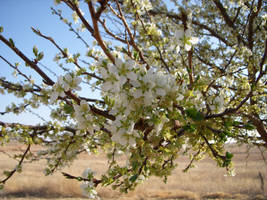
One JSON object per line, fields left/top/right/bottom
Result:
{"left": 129, "top": 174, "right": 138, "bottom": 182}
{"left": 3, "top": 170, "right": 11, "bottom": 176}
{"left": 9, "top": 38, "right": 15, "bottom": 47}
{"left": 243, "top": 123, "right": 255, "bottom": 130}
{"left": 63, "top": 104, "right": 74, "bottom": 114}
{"left": 33, "top": 46, "right": 38, "bottom": 56}
{"left": 185, "top": 108, "right": 204, "bottom": 121}
{"left": 226, "top": 151, "right": 233, "bottom": 159}
{"left": 37, "top": 52, "right": 44, "bottom": 61}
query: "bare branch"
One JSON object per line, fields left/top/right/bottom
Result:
{"left": 0, "top": 34, "right": 55, "bottom": 86}
{"left": 0, "top": 144, "right": 31, "bottom": 185}
{"left": 88, "top": 1, "right": 115, "bottom": 64}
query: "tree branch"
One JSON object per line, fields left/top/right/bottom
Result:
{"left": 0, "top": 144, "right": 31, "bottom": 185}
{"left": 88, "top": 1, "right": 115, "bottom": 64}
{"left": 212, "top": 0, "right": 244, "bottom": 44}
{"left": 0, "top": 34, "right": 54, "bottom": 86}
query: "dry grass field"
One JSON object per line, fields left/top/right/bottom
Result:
{"left": 0, "top": 143, "right": 266, "bottom": 200}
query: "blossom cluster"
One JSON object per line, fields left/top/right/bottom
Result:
{"left": 97, "top": 57, "right": 181, "bottom": 146}
{"left": 80, "top": 168, "right": 99, "bottom": 199}
{"left": 123, "top": 0, "right": 152, "bottom": 15}
{"left": 73, "top": 100, "right": 100, "bottom": 133}
{"left": 173, "top": 27, "right": 199, "bottom": 52}
{"left": 50, "top": 73, "right": 82, "bottom": 103}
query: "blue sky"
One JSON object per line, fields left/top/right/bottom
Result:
{"left": 0, "top": 1, "right": 96, "bottom": 125}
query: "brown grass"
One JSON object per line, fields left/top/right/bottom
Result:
{"left": 0, "top": 143, "right": 266, "bottom": 200}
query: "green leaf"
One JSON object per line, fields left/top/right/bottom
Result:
{"left": 185, "top": 108, "right": 204, "bottom": 121}
{"left": 87, "top": 49, "right": 93, "bottom": 57}
{"left": 183, "top": 124, "right": 196, "bottom": 132}
{"left": 194, "top": 112, "right": 204, "bottom": 121}
{"left": 122, "top": 47, "right": 128, "bottom": 54}
{"left": 54, "top": 0, "right": 61, "bottom": 5}
{"left": 3, "top": 170, "right": 11, "bottom": 176}
{"left": 222, "top": 151, "right": 234, "bottom": 168}
{"left": 243, "top": 123, "right": 255, "bottom": 130}
{"left": 163, "top": 175, "right": 168, "bottom": 184}
{"left": 132, "top": 161, "right": 139, "bottom": 171}
{"left": 16, "top": 165, "right": 22, "bottom": 173}
{"left": 0, "top": 184, "right": 4, "bottom": 190}
{"left": 219, "top": 132, "right": 227, "bottom": 142}
{"left": 9, "top": 38, "right": 15, "bottom": 47}
{"left": 33, "top": 46, "right": 38, "bottom": 56}
{"left": 63, "top": 104, "right": 74, "bottom": 114}
{"left": 0, "top": 26, "right": 3, "bottom": 33}
{"left": 37, "top": 52, "right": 44, "bottom": 61}
{"left": 226, "top": 151, "right": 233, "bottom": 159}
{"left": 129, "top": 174, "right": 138, "bottom": 182}
{"left": 223, "top": 130, "right": 233, "bottom": 137}
{"left": 133, "top": 51, "right": 139, "bottom": 60}
{"left": 232, "top": 121, "right": 241, "bottom": 126}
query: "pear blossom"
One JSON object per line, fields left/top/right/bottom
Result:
{"left": 155, "top": 88, "right": 166, "bottom": 97}
{"left": 80, "top": 168, "right": 99, "bottom": 199}
{"left": 127, "top": 71, "right": 137, "bottom": 81}
{"left": 174, "top": 28, "right": 198, "bottom": 51}
{"left": 131, "top": 88, "right": 143, "bottom": 99}
{"left": 143, "top": 90, "right": 154, "bottom": 106}
{"left": 50, "top": 73, "right": 82, "bottom": 103}
{"left": 100, "top": 67, "right": 108, "bottom": 79}
{"left": 107, "top": 63, "right": 118, "bottom": 75}
{"left": 80, "top": 182, "right": 98, "bottom": 199}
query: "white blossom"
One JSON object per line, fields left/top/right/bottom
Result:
{"left": 50, "top": 73, "right": 82, "bottom": 103}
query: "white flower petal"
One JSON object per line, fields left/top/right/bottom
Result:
{"left": 175, "top": 29, "right": 184, "bottom": 40}
{"left": 185, "top": 43, "right": 192, "bottom": 51}
{"left": 190, "top": 37, "right": 199, "bottom": 44}
{"left": 127, "top": 71, "right": 137, "bottom": 81}
{"left": 50, "top": 91, "right": 59, "bottom": 103}
{"left": 115, "top": 58, "right": 123, "bottom": 68}
{"left": 132, "top": 89, "right": 143, "bottom": 99}
{"left": 156, "top": 88, "right": 166, "bottom": 97}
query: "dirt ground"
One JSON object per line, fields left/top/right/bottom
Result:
{"left": 0, "top": 143, "right": 267, "bottom": 200}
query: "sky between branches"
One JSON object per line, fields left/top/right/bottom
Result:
{"left": 0, "top": 0, "right": 99, "bottom": 125}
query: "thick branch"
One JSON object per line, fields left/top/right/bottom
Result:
{"left": 244, "top": 114, "right": 267, "bottom": 144}
{"left": 212, "top": 0, "right": 244, "bottom": 44}
{"left": 63, "top": 0, "right": 94, "bottom": 34}
{"left": 212, "top": 0, "right": 235, "bottom": 28}
{"left": 95, "top": 0, "right": 109, "bottom": 20}
{"left": 88, "top": 1, "right": 115, "bottom": 64}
